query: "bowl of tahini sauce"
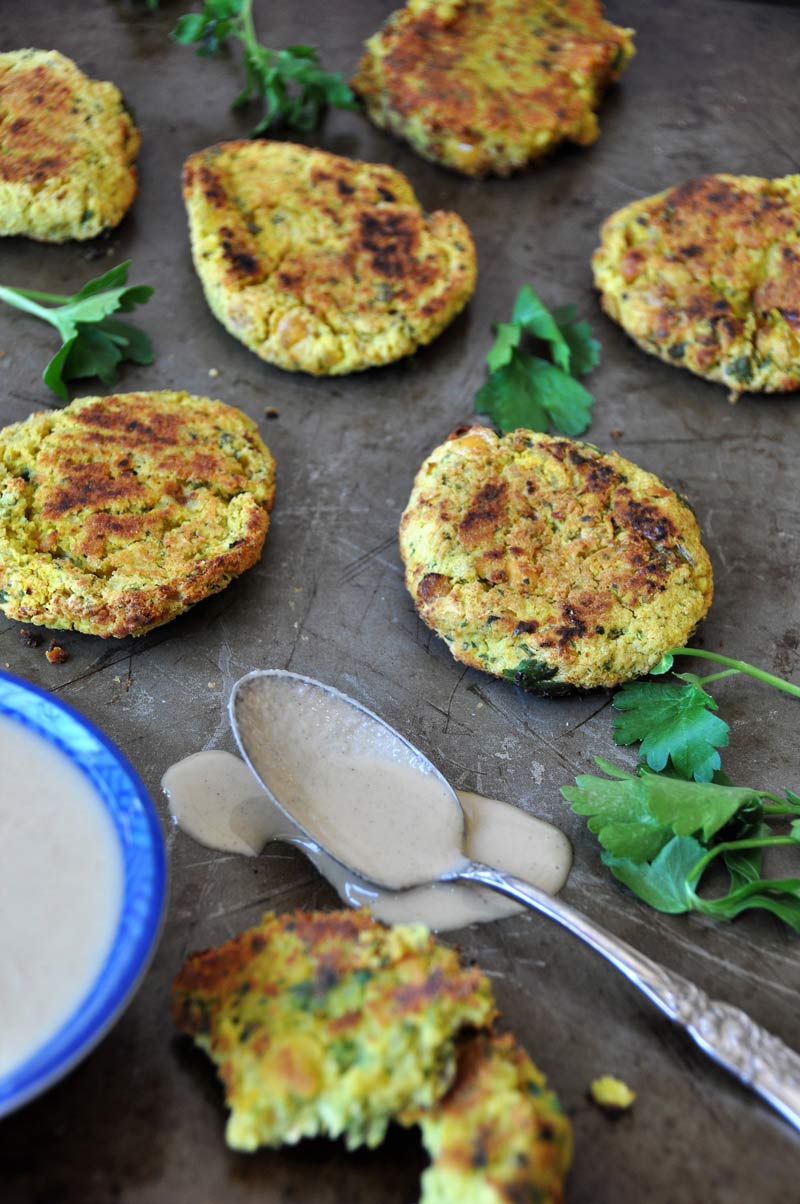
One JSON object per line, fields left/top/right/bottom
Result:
{"left": 0, "top": 670, "right": 167, "bottom": 1117}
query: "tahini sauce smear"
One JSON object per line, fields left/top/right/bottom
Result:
{"left": 163, "top": 750, "right": 571, "bottom": 932}
{"left": 0, "top": 718, "right": 122, "bottom": 1076}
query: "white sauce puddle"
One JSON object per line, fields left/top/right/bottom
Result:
{"left": 0, "top": 718, "right": 123, "bottom": 1077}
{"left": 162, "top": 749, "right": 571, "bottom": 932}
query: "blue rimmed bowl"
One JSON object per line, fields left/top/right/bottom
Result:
{"left": 0, "top": 670, "right": 167, "bottom": 1118}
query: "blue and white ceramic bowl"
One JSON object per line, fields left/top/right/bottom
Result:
{"left": 0, "top": 670, "right": 167, "bottom": 1118}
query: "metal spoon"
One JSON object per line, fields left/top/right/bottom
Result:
{"left": 230, "top": 668, "right": 800, "bottom": 1135}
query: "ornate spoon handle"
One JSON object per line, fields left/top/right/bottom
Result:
{"left": 454, "top": 860, "right": 800, "bottom": 1132}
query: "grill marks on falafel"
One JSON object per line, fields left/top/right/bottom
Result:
{"left": 353, "top": 0, "right": 634, "bottom": 178}
{"left": 182, "top": 141, "right": 476, "bottom": 375}
{"left": 0, "top": 391, "right": 275, "bottom": 637}
{"left": 0, "top": 62, "right": 76, "bottom": 185}
{"left": 0, "top": 49, "right": 139, "bottom": 241}
{"left": 443, "top": 442, "right": 683, "bottom": 619}
{"left": 401, "top": 428, "right": 713, "bottom": 690}
{"left": 593, "top": 173, "right": 800, "bottom": 393}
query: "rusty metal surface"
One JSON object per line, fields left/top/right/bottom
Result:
{"left": 1, "top": 1, "right": 799, "bottom": 1199}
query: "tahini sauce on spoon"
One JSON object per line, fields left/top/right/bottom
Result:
{"left": 163, "top": 748, "right": 571, "bottom": 932}
{"left": 232, "top": 674, "right": 469, "bottom": 890}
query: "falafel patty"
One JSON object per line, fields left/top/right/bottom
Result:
{"left": 171, "top": 908, "right": 496, "bottom": 1152}
{"left": 182, "top": 140, "right": 476, "bottom": 375}
{"left": 593, "top": 173, "right": 800, "bottom": 396}
{"left": 0, "top": 391, "right": 275, "bottom": 638}
{"left": 0, "top": 49, "right": 140, "bottom": 242}
{"left": 399, "top": 426, "right": 712, "bottom": 691}
{"left": 352, "top": 0, "right": 634, "bottom": 178}
{"left": 416, "top": 1034, "right": 572, "bottom": 1204}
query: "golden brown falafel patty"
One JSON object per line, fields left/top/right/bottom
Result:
{"left": 415, "top": 1033, "right": 572, "bottom": 1204}
{"left": 0, "top": 49, "right": 140, "bottom": 242}
{"left": 399, "top": 426, "right": 712, "bottom": 691}
{"left": 182, "top": 140, "right": 476, "bottom": 375}
{"left": 593, "top": 173, "right": 800, "bottom": 395}
{"left": 352, "top": 0, "right": 634, "bottom": 178}
{"left": 171, "top": 908, "right": 496, "bottom": 1151}
{"left": 0, "top": 391, "right": 275, "bottom": 638}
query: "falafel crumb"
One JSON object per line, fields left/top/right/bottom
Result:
{"left": 589, "top": 1074, "right": 636, "bottom": 1112}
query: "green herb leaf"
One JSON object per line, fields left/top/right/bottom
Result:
{"left": 172, "top": 0, "right": 356, "bottom": 133}
{"left": 501, "top": 657, "right": 572, "bottom": 696}
{"left": 563, "top": 771, "right": 673, "bottom": 861}
{"left": 96, "top": 317, "right": 155, "bottom": 364}
{"left": 562, "top": 762, "right": 759, "bottom": 861}
{"left": 697, "top": 879, "right": 800, "bottom": 931}
{"left": 486, "top": 322, "right": 522, "bottom": 373}
{"left": 476, "top": 353, "right": 594, "bottom": 437}
{"left": 722, "top": 835, "right": 766, "bottom": 890}
{"left": 0, "top": 260, "right": 154, "bottom": 401}
{"left": 551, "top": 304, "right": 602, "bottom": 376}
{"left": 42, "top": 339, "right": 79, "bottom": 403}
{"left": 569, "top": 643, "right": 800, "bottom": 932}
{"left": 602, "top": 836, "right": 703, "bottom": 913}
{"left": 475, "top": 285, "right": 599, "bottom": 438}
{"left": 62, "top": 326, "right": 125, "bottom": 385}
{"left": 612, "top": 679, "right": 730, "bottom": 782}
{"left": 511, "top": 285, "right": 571, "bottom": 373}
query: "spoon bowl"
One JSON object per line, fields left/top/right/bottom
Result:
{"left": 230, "top": 667, "right": 800, "bottom": 1136}
{"left": 230, "top": 669, "right": 469, "bottom": 892}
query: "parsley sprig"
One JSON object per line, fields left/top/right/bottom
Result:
{"left": 563, "top": 760, "right": 800, "bottom": 929}
{"left": 613, "top": 647, "right": 800, "bottom": 782}
{"left": 0, "top": 261, "right": 154, "bottom": 402}
{"left": 475, "top": 285, "right": 600, "bottom": 437}
{"left": 172, "top": 0, "right": 357, "bottom": 134}
{"left": 563, "top": 645, "right": 800, "bottom": 929}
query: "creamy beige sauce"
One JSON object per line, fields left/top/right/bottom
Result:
{"left": 0, "top": 717, "right": 123, "bottom": 1077}
{"left": 162, "top": 750, "right": 572, "bottom": 932}
{"left": 162, "top": 750, "right": 288, "bottom": 856}
{"left": 231, "top": 674, "right": 468, "bottom": 890}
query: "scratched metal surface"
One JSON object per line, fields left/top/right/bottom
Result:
{"left": 1, "top": 0, "right": 799, "bottom": 1199}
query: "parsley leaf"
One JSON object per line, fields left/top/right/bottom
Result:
{"left": 697, "top": 877, "right": 800, "bottom": 931}
{"left": 511, "top": 284, "right": 571, "bottom": 373}
{"left": 476, "top": 352, "right": 594, "bottom": 438}
{"left": 172, "top": 0, "right": 356, "bottom": 133}
{"left": 475, "top": 284, "right": 599, "bottom": 437}
{"left": 604, "top": 838, "right": 800, "bottom": 930}
{"left": 562, "top": 761, "right": 759, "bottom": 861}
{"left": 0, "top": 261, "right": 154, "bottom": 402}
{"left": 551, "top": 304, "right": 602, "bottom": 376}
{"left": 566, "top": 759, "right": 800, "bottom": 930}
{"left": 722, "top": 831, "right": 767, "bottom": 889}
{"left": 612, "top": 677, "right": 729, "bottom": 782}
{"left": 612, "top": 647, "right": 800, "bottom": 780}
{"left": 603, "top": 836, "right": 703, "bottom": 913}
{"left": 569, "top": 646, "right": 800, "bottom": 931}
{"left": 486, "top": 322, "right": 522, "bottom": 373}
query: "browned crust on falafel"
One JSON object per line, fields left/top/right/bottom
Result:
{"left": 0, "top": 391, "right": 275, "bottom": 638}
{"left": 592, "top": 173, "right": 800, "bottom": 395}
{"left": 353, "top": 0, "right": 634, "bottom": 177}
{"left": 399, "top": 426, "right": 713, "bottom": 690}
{"left": 182, "top": 140, "right": 476, "bottom": 375}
